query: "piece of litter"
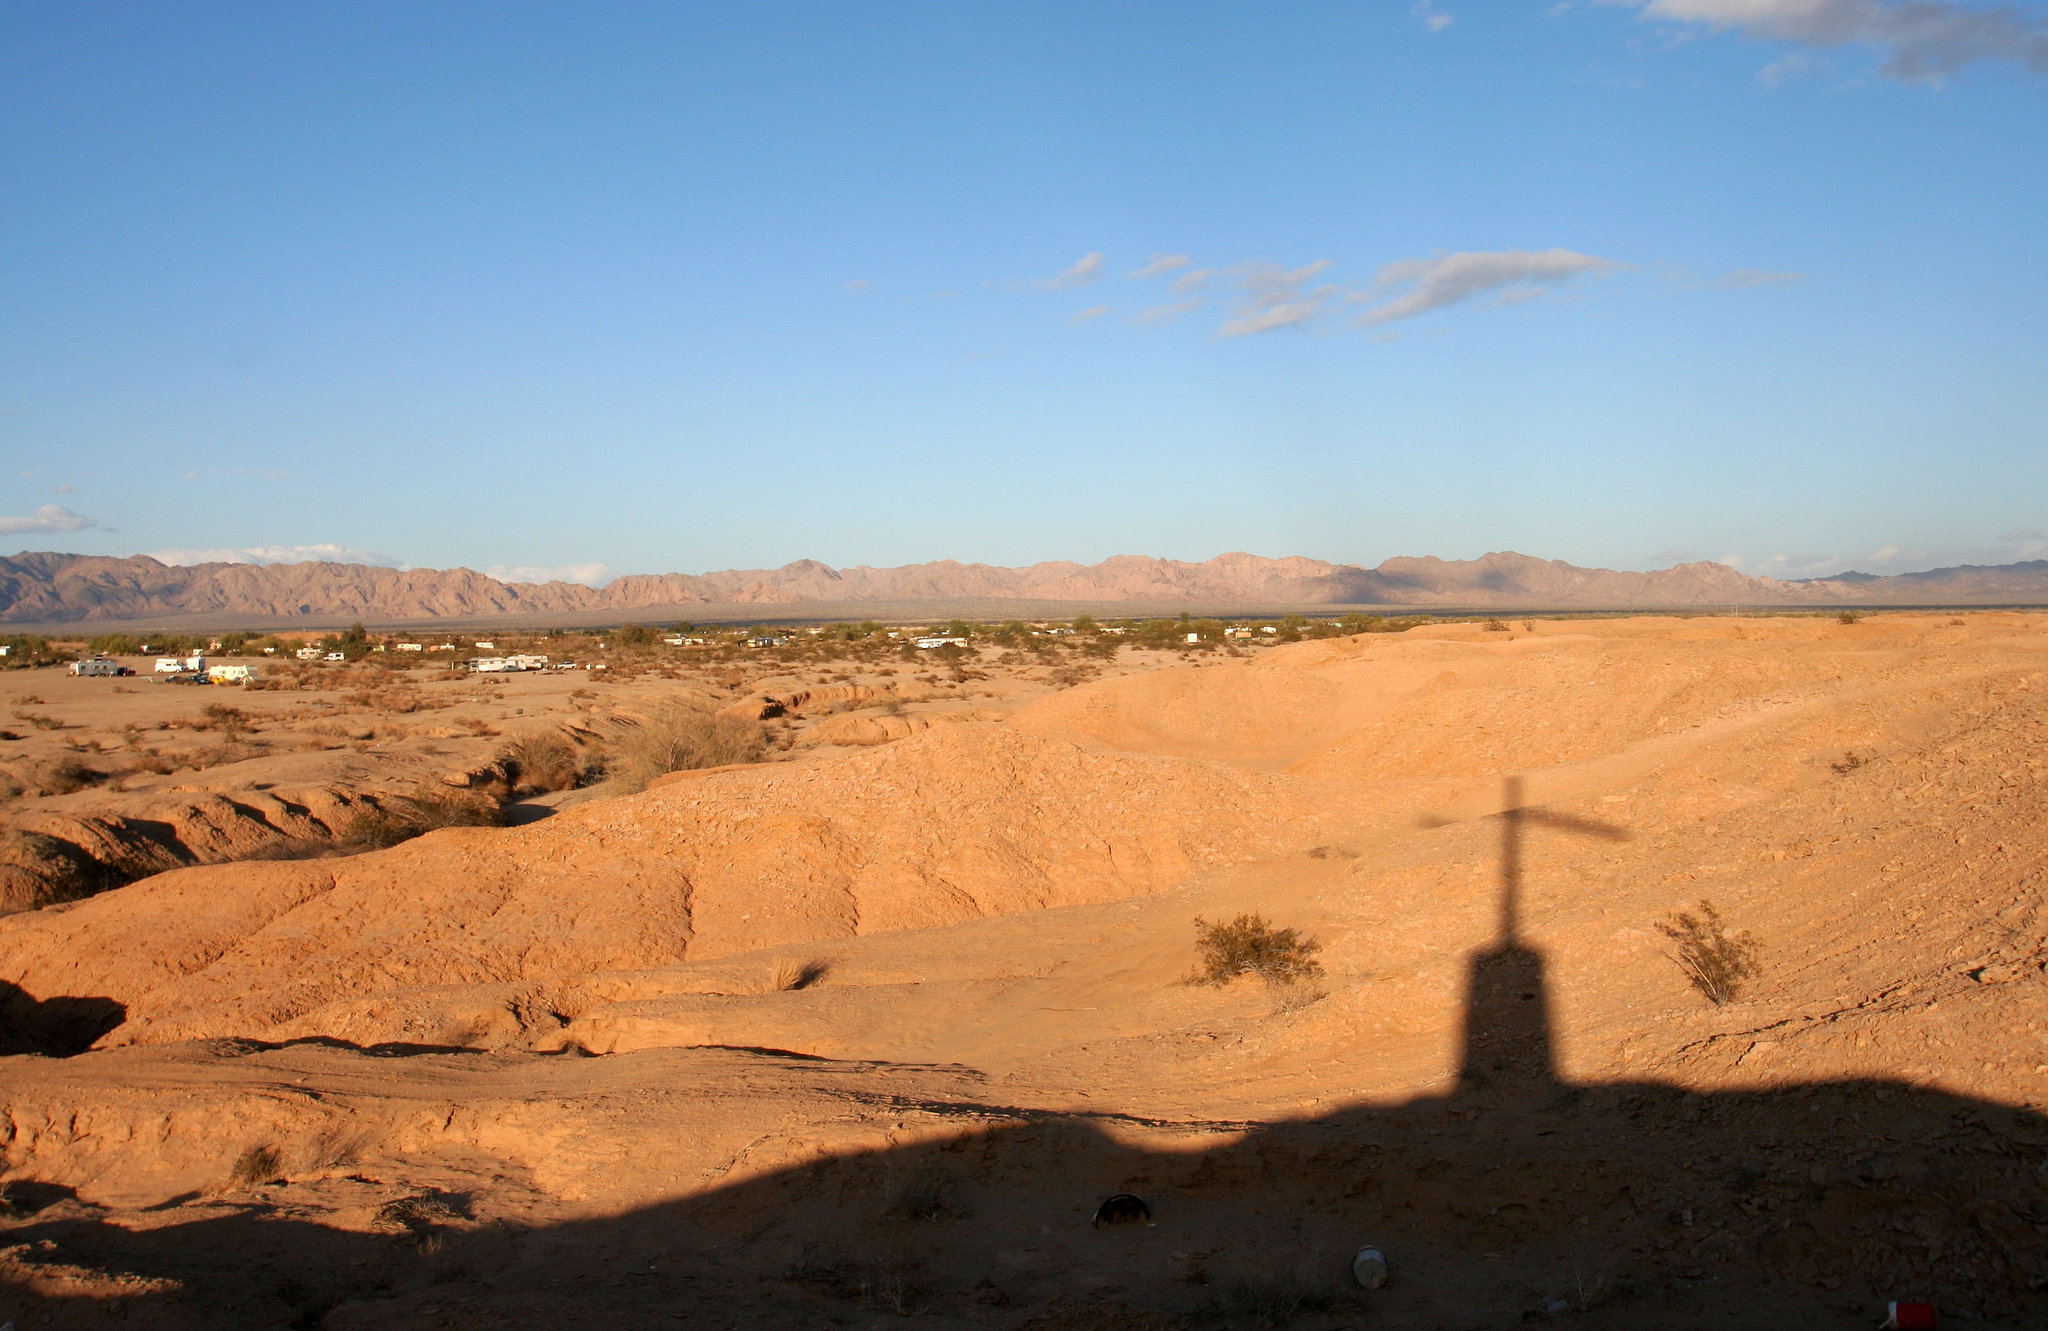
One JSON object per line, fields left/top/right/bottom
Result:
{"left": 1092, "top": 1193, "right": 1150, "bottom": 1228}
{"left": 1352, "top": 1245, "right": 1388, "bottom": 1290}
{"left": 1880, "top": 1302, "right": 1936, "bottom": 1330}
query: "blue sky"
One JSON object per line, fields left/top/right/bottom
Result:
{"left": 3, "top": 0, "right": 2045, "bottom": 584}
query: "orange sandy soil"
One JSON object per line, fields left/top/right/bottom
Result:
{"left": 3, "top": 614, "right": 2047, "bottom": 1328}
{"left": 0, "top": 643, "right": 1172, "bottom": 909}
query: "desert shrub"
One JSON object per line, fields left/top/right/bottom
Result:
{"left": 1189, "top": 913, "right": 1324, "bottom": 987}
{"left": 1267, "top": 977, "right": 1327, "bottom": 1016}
{"left": 374, "top": 1191, "right": 470, "bottom": 1235}
{"left": 785, "top": 1246, "right": 930, "bottom": 1315}
{"left": 341, "top": 795, "right": 502, "bottom": 850}
{"left": 12, "top": 710, "right": 66, "bottom": 731}
{"left": 229, "top": 1143, "right": 284, "bottom": 1187}
{"left": 122, "top": 750, "right": 176, "bottom": 776}
{"left": 501, "top": 733, "right": 582, "bottom": 793}
{"left": 884, "top": 1163, "right": 970, "bottom": 1223}
{"left": 32, "top": 756, "right": 102, "bottom": 796}
{"left": 1656, "top": 900, "right": 1761, "bottom": 1005}
{"left": 1204, "top": 1254, "right": 1354, "bottom": 1326}
{"left": 1483, "top": 618, "right": 1510, "bottom": 632}
{"left": 772, "top": 957, "right": 830, "bottom": 992}
{"left": 197, "top": 703, "right": 250, "bottom": 738}
{"left": 1837, "top": 610, "right": 1865, "bottom": 624}
{"left": 610, "top": 703, "right": 765, "bottom": 790}
{"left": 1212, "top": 1275, "right": 1338, "bottom": 1325}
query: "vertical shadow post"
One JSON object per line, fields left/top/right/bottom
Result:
{"left": 1456, "top": 775, "right": 1627, "bottom": 1101}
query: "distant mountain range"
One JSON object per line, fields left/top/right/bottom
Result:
{"left": 4, "top": 550, "right": 2047, "bottom": 628}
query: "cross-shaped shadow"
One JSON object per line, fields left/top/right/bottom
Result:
{"left": 1454, "top": 774, "right": 1629, "bottom": 1101}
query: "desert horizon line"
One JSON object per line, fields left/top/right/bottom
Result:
{"left": 18, "top": 545, "right": 2048, "bottom": 588}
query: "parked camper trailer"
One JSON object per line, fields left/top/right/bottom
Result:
{"left": 207, "top": 663, "right": 257, "bottom": 684}
{"left": 69, "top": 657, "right": 123, "bottom": 677}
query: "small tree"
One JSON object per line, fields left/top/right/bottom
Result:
{"left": 1656, "top": 900, "right": 1761, "bottom": 1005}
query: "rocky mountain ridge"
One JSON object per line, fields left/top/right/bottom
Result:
{"left": 3, "top": 549, "right": 2045, "bottom": 626}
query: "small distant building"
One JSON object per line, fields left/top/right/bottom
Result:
{"left": 1185, "top": 632, "right": 1201, "bottom": 644}
{"left": 1260, "top": 626, "right": 1279, "bottom": 635}
{"left": 1224, "top": 627, "right": 1253, "bottom": 639}
{"left": 427, "top": 643, "right": 456, "bottom": 652}
{"left": 207, "top": 663, "right": 257, "bottom": 684}
{"left": 323, "top": 652, "right": 345, "bottom": 662}
{"left": 915, "top": 636, "right": 968, "bottom": 650}
{"left": 69, "top": 657, "right": 122, "bottom": 677}
{"left": 747, "top": 636, "right": 785, "bottom": 648}
{"left": 395, "top": 642, "right": 424, "bottom": 652}
{"left": 295, "top": 646, "right": 323, "bottom": 660}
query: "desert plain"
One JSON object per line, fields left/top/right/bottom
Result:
{"left": 2, "top": 612, "right": 2046, "bottom": 1328}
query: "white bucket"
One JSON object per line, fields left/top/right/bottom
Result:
{"left": 1352, "top": 1245, "right": 1388, "bottom": 1289}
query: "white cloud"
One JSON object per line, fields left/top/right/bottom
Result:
{"left": 0, "top": 504, "right": 103, "bottom": 534}
{"left": 148, "top": 543, "right": 403, "bottom": 568}
{"left": 1757, "top": 50, "right": 1823, "bottom": 81}
{"left": 1721, "top": 267, "right": 1807, "bottom": 287}
{"left": 1725, "top": 550, "right": 1849, "bottom": 577}
{"left": 1719, "top": 530, "right": 2048, "bottom": 578}
{"left": 1018, "top": 245, "right": 1631, "bottom": 339}
{"left": 1633, "top": 0, "right": 2048, "bottom": 81}
{"left": 1216, "top": 260, "right": 1341, "bottom": 338}
{"left": 1132, "top": 297, "right": 1204, "bottom": 325}
{"left": 54, "top": 483, "right": 74, "bottom": 494}
{"left": 842, "top": 279, "right": 873, "bottom": 294}
{"left": 1037, "top": 252, "right": 1105, "bottom": 291}
{"left": 1128, "top": 253, "right": 1191, "bottom": 279}
{"left": 1412, "top": 1, "right": 1455, "bottom": 31}
{"left": 486, "top": 561, "right": 616, "bottom": 587}
{"left": 1352, "top": 248, "right": 1625, "bottom": 326}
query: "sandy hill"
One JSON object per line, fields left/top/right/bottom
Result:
{"left": 2, "top": 614, "right": 2046, "bottom": 1327}
{"left": 8, "top": 549, "right": 2048, "bottom": 627}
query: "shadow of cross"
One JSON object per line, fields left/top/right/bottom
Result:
{"left": 1455, "top": 773, "right": 1629, "bottom": 1102}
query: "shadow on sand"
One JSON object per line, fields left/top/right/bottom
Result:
{"left": 4, "top": 778, "right": 2047, "bottom": 1328}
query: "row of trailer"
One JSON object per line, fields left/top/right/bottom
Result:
{"left": 67, "top": 656, "right": 258, "bottom": 683}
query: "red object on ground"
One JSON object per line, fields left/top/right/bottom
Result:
{"left": 1881, "top": 1301, "right": 1936, "bottom": 1329}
